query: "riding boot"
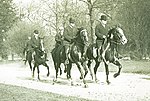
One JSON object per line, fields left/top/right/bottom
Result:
{"left": 44, "top": 52, "right": 49, "bottom": 61}
{"left": 32, "top": 51, "right": 35, "bottom": 63}
{"left": 97, "top": 48, "right": 102, "bottom": 62}
{"left": 65, "top": 50, "right": 69, "bottom": 65}
{"left": 23, "top": 52, "right": 27, "bottom": 61}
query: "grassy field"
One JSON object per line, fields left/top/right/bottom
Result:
{"left": 0, "top": 83, "right": 93, "bottom": 101}
{"left": 96, "top": 60, "right": 150, "bottom": 75}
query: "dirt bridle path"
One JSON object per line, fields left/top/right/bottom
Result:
{"left": 0, "top": 62, "right": 150, "bottom": 101}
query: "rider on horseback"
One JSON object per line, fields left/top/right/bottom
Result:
{"left": 55, "top": 27, "right": 64, "bottom": 49}
{"left": 95, "top": 14, "right": 108, "bottom": 62}
{"left": 31, "top": 30, "right": 48, "bottom": 61}
{"left": 63, "top": 17, "right": 77, "bottom": 64}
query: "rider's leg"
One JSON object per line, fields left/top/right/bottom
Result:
{"left": 23, "top": 51, "right": 27, "bottom": 61}
{"left": 42, "top": 50, "right": 48, "bottom": 61}
{"left": 96, "top": 40, "right": 102, "bottom": 62}
{"left": 65, "top": 45, "right": 69, "bottom": 64}
{"left": 32, "top": 51, "right": 35, "bottom": 61}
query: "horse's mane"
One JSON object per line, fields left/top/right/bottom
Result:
{"left": 76, "top": 27, "right": 84, "bottom": 37}
{"left": 107, "top": 27, "right": 116, "bottom": 38}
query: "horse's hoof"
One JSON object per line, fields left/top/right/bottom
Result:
{"left": 53, "top": 78, "right": 57, "bottom": 82}
{"left": 67, "top": 75, "right": 72, "bottom": 79}
{"left": 64, "top": 70, "right": 67, "bottom": 73}
{"left": 113, "top": 73, "right": 120, "bottom": 78}
{"left": 71, "top": 81, "right": 74, "bottom": 86}
{"left": 60, "top": 72, "right": 62, "bottom": 76}
{"left": 84, "top": 84, "right": 88, "bottom": 88}
{"left": 107, "top": 81, "right": 111, "bottom": 85}
{"left": 32, "top": 75, "right": 34, "bottom": 78}
{"left": 47, "top": 73, "right": 50, "bottom": 77}
{"left": 90, "top": 75, "right": 94, "bottom": 80}
{"left": 80, "top": 76, "right": 83, "bottom": 80}
{"left": 95, "top": 79, "right": 99, "bottom": 83}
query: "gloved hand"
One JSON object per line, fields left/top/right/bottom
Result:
{"left": 103, "top": 35, "right": 106, "bottom": 39}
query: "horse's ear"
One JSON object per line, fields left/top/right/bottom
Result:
{"left": 40, "top": 36, "right": 45, "bottom": 39}
{"left": 77, "top": 27, "right": 81, "bottom": 31}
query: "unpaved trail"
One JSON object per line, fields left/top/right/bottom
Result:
{"left": 0, "top": 61, "right": 150, "bottom": 101}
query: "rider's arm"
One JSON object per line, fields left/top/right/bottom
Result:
{"left": 31, "top": 37, "right": 39, "bottom": 49}
{"left": 95, "top": 25, "right": 103, "bottom": 40}
{"left": 63, "top": 28, "right": 72, "bottom": 42}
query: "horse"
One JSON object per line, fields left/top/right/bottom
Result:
{"left": 51, "top": 27, "right": 89, "bottom": 87}
{"left": 31, "top": 37, "right": 50, "bottom": 80}
{"left": 86, "top": 26, "right": 127, "bottom": 84}
{"left": 51, "top": 44, "right": 65, "bottom": 78}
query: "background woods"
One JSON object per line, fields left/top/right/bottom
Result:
{"left": 0, "top": 0, "right": 150, "bottom": 60}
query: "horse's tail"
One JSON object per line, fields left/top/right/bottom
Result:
{"left": 24, "top": 59, "right": 27, "bottom": 65}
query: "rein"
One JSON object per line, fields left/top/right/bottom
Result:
{"left": 110, "top": 40, "right": 121, "bottom": 45}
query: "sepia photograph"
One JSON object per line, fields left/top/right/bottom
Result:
{"left": 0, "top": 0, "right": 150, "bottom": 101}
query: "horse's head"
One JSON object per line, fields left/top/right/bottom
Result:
{"left": 76, "top": 27, "right": 88, "bottom": 45}
{"left": 108, "top": 26, "right": 127, "bottom": 45}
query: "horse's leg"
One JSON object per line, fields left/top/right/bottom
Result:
{"left": 104, "top": 62, "right": 110, "bottom": 84}
{"left": 43, "top": 63, "right": 50, "bottom": 77}
{"left": 112, "top": 60, "right": 122, "bottom": 78}
{"left": 37, "top": 65, "right": 40, "bottom": 80}
{"left": 80, "top": 61, "right": 88, "bottom": 79}
{"left": 59, "top": 66, "right": 62, "bottom": 76}
{"left": 28, "top": 61, "right": 32, "bottom": 71}
{"left": 64, "top": 64, "right": 67, "bottom": 73}
{"left": 87, "top": 60, "right": 93, "bottom": 80}
{"left": 55, "top": 63, "right": 59, "bottom": 81}
{"left": 94, "top": 59, "right": 101, "bottom": 82}
{"left": 66, "top": 63, "right": 72, "bottom": 79}
{"left": 76, "top": 62, "right": 88, "bottom": 88}
{"left": 32, "top": 63, "right": 36, "bottom": 78}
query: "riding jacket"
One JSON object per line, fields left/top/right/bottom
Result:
{"left": 31, "top": 35, "right": 41, "bottom": 50}
{"left": 95, "top": 22, "right": 108, "bottom": 48}
{"left": 63, "top": 25, "right": 77, "bottom": 45}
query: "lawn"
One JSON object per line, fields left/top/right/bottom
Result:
{"left": 0, "top": 83, "right": 93, "bottom": 101}
{"left": 96, "top": 60, "right": 150, "bottom": 75}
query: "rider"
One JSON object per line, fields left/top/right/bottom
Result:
{"left": 31, "top": 30, "right": 48, "bottom": 61}
{"left": 55, "top": 26, "right": 64, "bottom": 49}
{"left": 95, "top": 14, "right": 108, "bottom": 62}
{"left": 63, "top": 17, "right": 77, "bottom": 64}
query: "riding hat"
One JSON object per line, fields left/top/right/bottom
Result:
{"left": 100, "top": 15, "right": 107, "bottom": 21}
{"left": 34, "top": 30, "right": 39, "bottom": 34}
{"left": 69, "top": 17, "right": 75, "bottom": 23}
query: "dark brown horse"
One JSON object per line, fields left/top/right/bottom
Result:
{"left": 24, "top": 37, "right": 50, "bottom": 80}
{"left": 51, "top": 27, "right": 89, "bottom": 87}
{"left": 86, "top": 26, "right": 127, "bottom": 84}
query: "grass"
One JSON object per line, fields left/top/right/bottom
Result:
{"left": 120, "top": 60, "right": 150, "bottom": 75}
{"left": 95, "top": 60, "right": 150, "bottom": 75}
{"left": 0, "top": 83, "right": 94, "bottom": 101}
